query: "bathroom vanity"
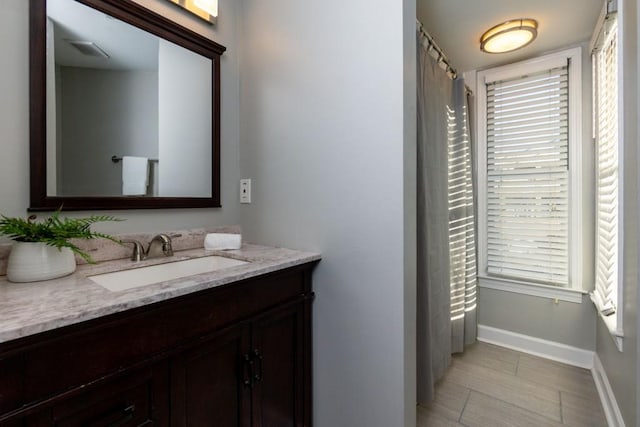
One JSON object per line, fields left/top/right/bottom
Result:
{"left": 19, "top": 0, "right": 319, "bottom": 422}
{"left": 0, "top": 245, "right": 319, "bottom": 426}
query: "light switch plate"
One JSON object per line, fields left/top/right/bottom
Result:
{"left": 240, "top": 179, "right": 251, "bottom": 204}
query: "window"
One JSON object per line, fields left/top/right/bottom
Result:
{"left": 476, "top": 48, "right": 584, "bottom": 298}
{"left": 486, "top": 66, "right": 569, "bottom": 285}
{"left": 591, "top": 3, "right": 622, "bottom": 347}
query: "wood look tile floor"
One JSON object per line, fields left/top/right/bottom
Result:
{"left": 417, "top": 342, "right": 607, "bottom": 427}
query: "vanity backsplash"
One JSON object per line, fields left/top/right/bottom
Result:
{"left": 0, "top": 225, "right": 241, "bottom": 276}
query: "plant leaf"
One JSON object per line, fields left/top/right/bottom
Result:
{"left": 0, "top": 210, "right": 123, "bottom": 264}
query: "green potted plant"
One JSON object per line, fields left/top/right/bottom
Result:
{"left": 0, "top": 210, "right": 121, "bottom": 283}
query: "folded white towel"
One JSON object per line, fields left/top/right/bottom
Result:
{"left": 122, "top": 156, "right": 149, "bottom": 196}
{"left": 204, "top": 233, "right": 242, "bottom": 250}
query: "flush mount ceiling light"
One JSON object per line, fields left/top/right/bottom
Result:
{"left": 480, "top": 18, "right": 538, "bottom": 54}
{"left": 194, "top": 0, "right": 218, "bottom": 16}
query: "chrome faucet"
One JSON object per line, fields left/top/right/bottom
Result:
{"left": 148, "top": 234, "right": 174, "bottom": 257}
{"left": 121, "top": 234, "right": 173, "bottom": 261}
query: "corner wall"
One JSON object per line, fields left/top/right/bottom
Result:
{"left": 0, "top": 0, "right": 240, "bottom": 233}
{"left": 237, "top": 0, "right": 416, "bottom": 425}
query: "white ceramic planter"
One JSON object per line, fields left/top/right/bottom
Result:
{"left": 7, "top": 242, "right": 77, "bottom": 283}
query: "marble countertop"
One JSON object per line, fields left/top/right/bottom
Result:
{"left": 0, "top": 244, "right": 321, "bottom": 344}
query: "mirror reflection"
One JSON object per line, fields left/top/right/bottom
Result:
{"left": 46, "top": 0, "right": 212, "bottom": 198}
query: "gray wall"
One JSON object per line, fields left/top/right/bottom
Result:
{"left": 59, "top": 67, "right": 158, "bottom": 196}
{"left": 237, "top": 0, "right": 416, "bottom": 426}
{"left": 0, "top": 0, "right": 241, "bottom": 233}
{"left": 46, "top": 18, "right": 57, "bottom": 195}
{"left": 637, "top": 1, "right": 640, "bottom": 422}
{"left": 595, "top": 1, "right": 639, "bottom": 426}
{"left": 158, "top": 39, "right": 212, "bottom": 197}
{"left": 3, "top": 2, "right": 418, "bottom": 426}
{"left": 402, "top": 0, "right": 418, "bottom": 423}
{"left": 479, "top": 290, "right": 597, "bottom": 349}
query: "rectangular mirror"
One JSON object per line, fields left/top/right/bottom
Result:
{"left": 29, "top": 0, "right": 226, "bottom": 210}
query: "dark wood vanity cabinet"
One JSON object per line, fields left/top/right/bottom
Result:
{"left": 171, "top": 303, "right": 306, "bottom": 427}
{"left": 0, "top": 262, "right": 316, "bottom": 426}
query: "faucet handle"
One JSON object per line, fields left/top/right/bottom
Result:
{"left": 121, "top": 239, "right": 145, "bottom": 262}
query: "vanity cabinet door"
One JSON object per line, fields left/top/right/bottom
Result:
{"left": 170, "top": 325, "right": 252, "bottom": 427}
{"left": 251, "top": 302, "right": 307, "bottom": 427}
{"left": 169, "top": 300, "right": 310, "bottom": 427}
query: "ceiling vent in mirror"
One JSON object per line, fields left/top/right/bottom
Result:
{"left": 480, "top": 18, "right": 538, "bottom": 54}
{"left": 67, "top": 40, "right": 110, "bottom": 58}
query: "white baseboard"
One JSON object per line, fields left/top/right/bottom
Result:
{"left": 477, "top": 324, "right": 594, "bottom": 369}
{"left": 592, "top": 353, "right": 626, "bottom": 427}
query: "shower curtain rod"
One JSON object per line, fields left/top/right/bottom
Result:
{"left": 417, "top": 19, "right": 457, "bottom": 80}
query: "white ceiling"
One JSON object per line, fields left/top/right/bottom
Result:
{"left": 47, "top": 0, "right": 159, "bottom": 70}
{"left": 417, "top": 0, "right": 603, "bottom": 73}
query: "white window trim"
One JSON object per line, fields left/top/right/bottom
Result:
{"left": 475, "top": 47, "right": 584, "bottom": 298}
{"left": 612, "top": 0, "right": 625, "bottom": 351}
{"left": 589, "top": 0, "right": 624, "bottom": 351}
{"left": 479, "top": 274, "right": 586, "bottom": 304}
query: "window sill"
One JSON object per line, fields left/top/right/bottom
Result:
{"left": 590, "top": 295, "right": 624, "bottom": 352}
{"left": 478, "top": 275, "right": 586, "bottom": 304}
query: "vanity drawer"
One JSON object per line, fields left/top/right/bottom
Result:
{"left": 0, "top": 263, "right": 313, "bottom": 418}
{"left": 0, "top": 365, "right": 166, "bottom": 426}
{"left": 51, "top": 367, "right": 158, "bottom": 427}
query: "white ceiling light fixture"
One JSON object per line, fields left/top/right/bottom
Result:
{"left": 194, "top": 0, "right": 218, "bottom": 17}
{"left": 480, "top": 19, "right": 538, "bottom": 54}
{"left": 167, "top": 0, "right": 218, "bottom": 24}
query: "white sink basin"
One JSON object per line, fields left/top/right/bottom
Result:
{"left": 89, "top": 256, "right": 248, "bottom": 292}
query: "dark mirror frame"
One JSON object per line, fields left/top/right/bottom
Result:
{"left": 29, "top": 0, "right": 226, "bottom": 211}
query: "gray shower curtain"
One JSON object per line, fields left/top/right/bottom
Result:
{"left": 416, "top": 29, "right": 477, "bottom": 404}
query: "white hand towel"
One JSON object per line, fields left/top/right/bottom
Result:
{"left": 122, "top": 156, "right": 149, "bottom": 195}
{"left": 204, "top": 233, "right": 242, "bottom": 250}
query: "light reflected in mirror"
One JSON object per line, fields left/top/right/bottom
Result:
{"left": 46, "top": 0, "right": 212, "bottom": 198}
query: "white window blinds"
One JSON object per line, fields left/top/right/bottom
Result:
{"left": 592, "top": 19, "right": 619, "bottom": 316}
{"left": 485, "top": 65, "right": 569, "bottom": 286}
